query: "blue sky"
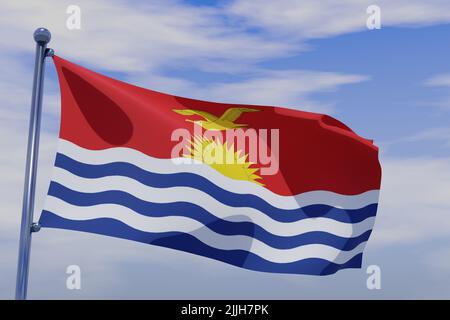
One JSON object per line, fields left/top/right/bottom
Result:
{"left": 2, "top": 0, "right": 450, "bottom": 299}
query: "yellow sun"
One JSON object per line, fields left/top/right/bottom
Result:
{"left": 184, "top": 135, "right": 263, "bottom": 185}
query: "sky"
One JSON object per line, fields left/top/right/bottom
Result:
{"left": 1, "top": 0, "right": 450, "bottom": 299}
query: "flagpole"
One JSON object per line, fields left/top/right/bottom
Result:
{"left": 15, "top": 27, "right": 53, "bottom": 300}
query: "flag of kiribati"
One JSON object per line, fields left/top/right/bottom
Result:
{"left": 39, "top": 56, "right": 382, "bottom": 275}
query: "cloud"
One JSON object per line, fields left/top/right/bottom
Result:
{"left": 382, "top": 127, "right": 450, "bottom": 151}
{"left": 424, "top": 246, "right": 450, "bottom": 270}
{"left": 422, "top": 74, "right": 450, "bottom": 110}
{"left": 402, "top": 128, "right": 450, "bottom": 147}
{"left": 369, "top": 156, "right": 450, "bottom": 247}
{"left": 197, "top": 70, "right": 368, "bottom": 112}
{"left": 424, "top": 74, "right": 450, "bottom": 87}
{"left": 129, "top": 69, "right": 369, "bottom": 113}
{"left": 227, "top": 0, "right": 450, "bottom": 39}
{"left": 2, "top": 0, "right": 297, "bottom": 73}
{"left": 5, "top": 0, "right": 450, "bottom": 75}
{"left": 0, "top": 0, "right": 369, "bottom": 115}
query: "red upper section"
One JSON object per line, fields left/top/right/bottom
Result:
{"left": 53, "top": 56, "right": 381, "bottom": 196}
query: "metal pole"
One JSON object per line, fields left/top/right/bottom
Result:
{"left": 15, "top": 27, "right": 52, "bottom": 300}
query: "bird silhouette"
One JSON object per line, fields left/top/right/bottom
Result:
{"left": 173, "top": 107, "right": 260, "bottom": 130}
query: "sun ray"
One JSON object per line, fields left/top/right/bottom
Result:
{"left": 183, "top": 135, "right": 264, "bottom": 185}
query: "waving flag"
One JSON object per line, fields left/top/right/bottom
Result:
{"left": 39, "top": 56, "right": 381, "bottom": 275}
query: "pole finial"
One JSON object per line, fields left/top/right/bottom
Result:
{"left": 33, "top": 27, "right": 51, "bottom": 44}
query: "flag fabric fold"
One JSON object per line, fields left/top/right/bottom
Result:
{"left": 39, "top": 56, "right": 381, "bottom": 275}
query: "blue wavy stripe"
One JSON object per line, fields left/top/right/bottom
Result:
{"left": 47, "top": 181, "right": 372, "bottom": 251}
{"left": 39, "top": 211, "right": 363, "bottom": 275}
{"left": 54, "top": 153, "right": 378, "bottom": 223}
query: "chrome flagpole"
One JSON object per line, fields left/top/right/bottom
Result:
{"left": 15, "top": 28, "right": 53, "bottom": 300}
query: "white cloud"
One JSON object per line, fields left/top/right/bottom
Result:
{"left": 403, "top": 128, "right": 450, "bottom": 147}
{"left": 129, "top": 69, "right": 368, "bottom": 113}
{"left": 422, "top": 74, "right": 450, "bottom": 110}
{"left": 0, "top": 0, "right": 370, "bottom": 116}
{"left": 4, "top": 0, "right": 450, "bottom": 75}
{"left": 1, "top": 0, "right": 297, "bottom": 73}
{"left": 382, "top": 127, "right": 450, "bottom": 151}
{"left": 369, "top": 156, "right": 450, "bottom": 247}
{"left": 425, "top": 74, "right": 450, "bottom": 87}
{"left": 405, "top": 127, "right": 450, "bottom": 145}
{"left": 423, "top": 246, "right": 450, "bottom": 273}
{"left": 228, "top": 0, "right": 450, "bottom": 39}
{"left": 197, "top": 70, "right": 367, "bottom": 113}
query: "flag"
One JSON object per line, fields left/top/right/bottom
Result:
{"left": 39, "top": 56, "right": 381, "bottom": 275}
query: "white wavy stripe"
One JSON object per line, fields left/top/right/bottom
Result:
{"left": 44, "top": 196, "right": 367, "bottom": 264}
{"left": 51, "top": 167, "right": 375, "bottom": 238}
{"left": 56, "top": 139, "right": 379, "bottom": 210}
